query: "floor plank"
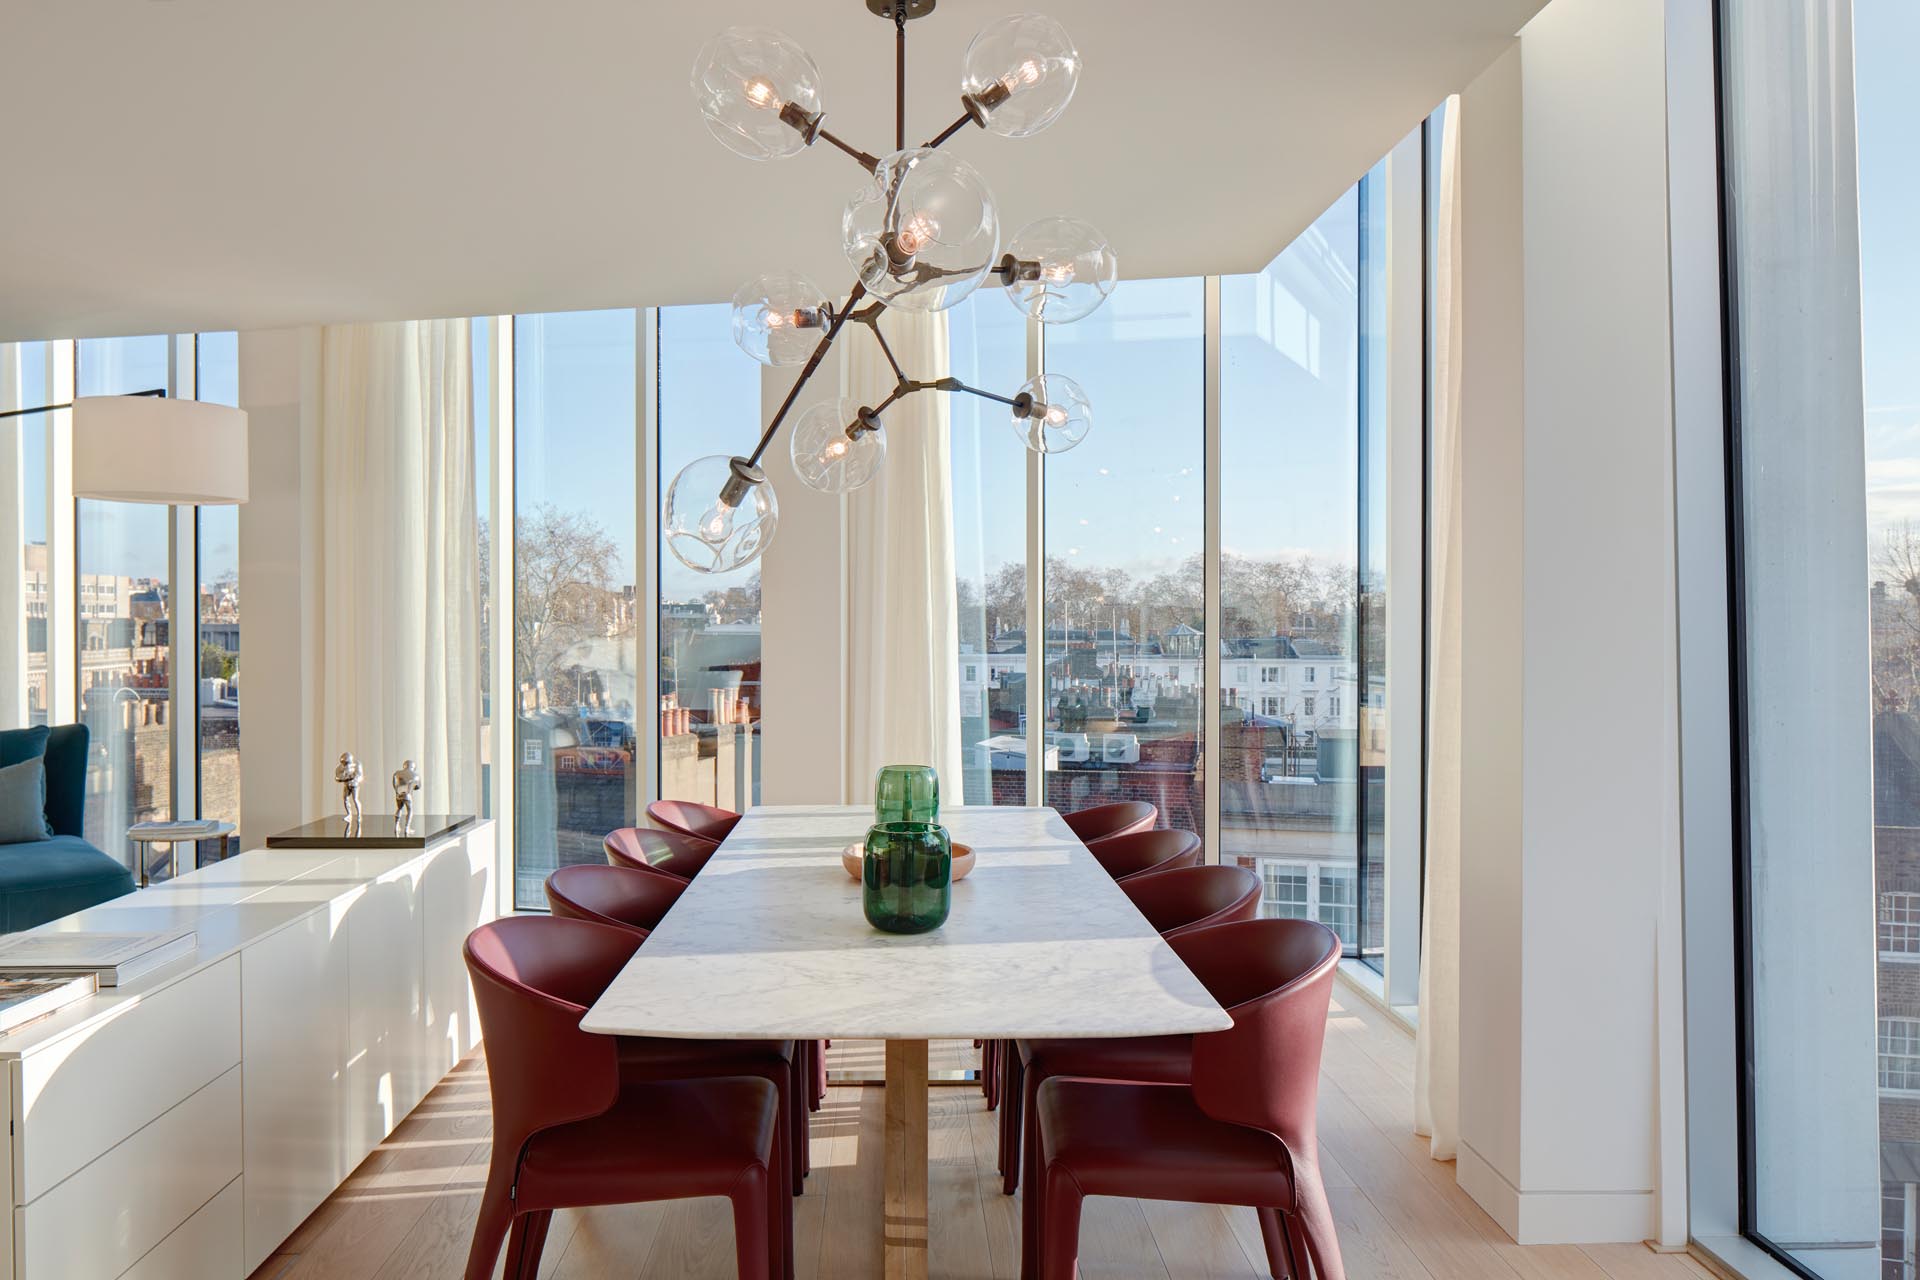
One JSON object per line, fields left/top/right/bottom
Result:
{"left": 251, "top": 1021, "right": 1716, "bottom": 1280}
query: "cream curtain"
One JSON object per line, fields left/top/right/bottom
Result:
{"left": 841, "top": 308, "right": 966, "bottom": 802}
{"left": 312, "top": 321, "right": 481, "bottom": 818}
{"left": 1415, "top": 99, "right": 1463, "bottom": 1162}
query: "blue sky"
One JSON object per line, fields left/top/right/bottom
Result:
{"left": 1858, "top": 0, "right": 1919, "bottom": 554}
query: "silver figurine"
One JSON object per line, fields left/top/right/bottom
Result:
{"left": 392, "top": 759, "right": 422, "bottom": 835}
{"left": 335, "top": 752, "right": 365, "bottom": 829}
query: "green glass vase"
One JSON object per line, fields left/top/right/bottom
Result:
{"left": 874, "top": 763, "right": 940, "bottom": 826}
{"left": 862, "top": 821, "right": 953, "bottom": 934}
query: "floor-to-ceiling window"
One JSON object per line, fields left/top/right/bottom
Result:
{"left": 75, "top": 336, "right": 175, "bottom": 869}
{"left": 194, "top": 332, "right": 241, "bottom": 833}
{"left": 658, "top": 303, "right": 764, "bottom": 813}
{"left": 511, "top": 309, "right": 638, "bottom": 909}
{"left": 1042, "top": 276, "right": 1207, "bottom": 835}
{"left": 950, "top": 290, "right": 1031, "bottom": 805}
{"left": 1721, "top": 0, "right": 1911, "bottom": 1273}
{"left": 0, "top": 342, "right": 56, "bottom": 729}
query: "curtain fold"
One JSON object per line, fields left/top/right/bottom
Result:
{"left": 841, "top": 308, "right": 966, "bottom": 802}
{"left": 1415, "top": 99, "right": 1463, "bottom": 1162}
{"left": 313, "top": 320, "right": 480, "bottom": 819}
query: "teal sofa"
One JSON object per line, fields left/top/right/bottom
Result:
{"left": 0, "top": 725, "right": 137, "bottom": 931}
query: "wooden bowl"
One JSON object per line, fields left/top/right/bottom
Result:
{"left": 842, "top": 842, "right": 974, "bottom": 881}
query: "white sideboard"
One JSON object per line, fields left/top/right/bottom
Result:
{"left": 0, "top": 819, "right": 495, "bottom": 1280}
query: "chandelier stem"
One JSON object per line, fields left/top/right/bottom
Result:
{"left": 924, "top": 111, "right": 974, "bottom": 150}
{"left": 745, "top": 279, "right": 869, "bottom": 469}
{"left": 816, "top": 127, "right": 880, "bottom": 172}
{"left": 895, "top": 3, "right": 907, "bottom": 150}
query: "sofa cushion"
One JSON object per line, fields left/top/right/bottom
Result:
{"left": 41, "top": 724, "right": 89, "bottom": 839}
{"left": 0, "top": 836, "right": 136, "bottom": 933}
{"left": 0, "top": 726, "right": 50, "bottom": 770}
{"left": 0, "top": 759, "right": 52, "bottom": 843}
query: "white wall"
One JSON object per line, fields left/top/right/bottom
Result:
{"left": 237, "top": 328, "right": 322, "bottom": 849}
{"left": 1454, "top": 0, "right": 1683, "bottom": 1242}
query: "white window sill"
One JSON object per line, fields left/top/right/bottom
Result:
{"left": 1336, "top": 959, "right": 1418, "bottom": 1033}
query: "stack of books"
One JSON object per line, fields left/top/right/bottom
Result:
{"left": 0, "top": 929, "right": 198, "bottom": 988}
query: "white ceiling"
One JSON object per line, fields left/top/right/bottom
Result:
{"left": 0, "top": 0, "right": 1546, "bottom": 341}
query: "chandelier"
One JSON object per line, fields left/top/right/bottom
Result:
{"left": 666, "top": 1, "right": 1118, "bottom": 576}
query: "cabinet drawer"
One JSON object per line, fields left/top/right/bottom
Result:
{"left": 17, "top": 1065, "right": 241, "bottom": 1280}
{"left": 118, "top": 1177, "right": 242, "bottom": 1280}
{"left": 13, "top": 955, "right": 240, "bottom": 1204}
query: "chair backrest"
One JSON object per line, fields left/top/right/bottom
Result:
{"left": 42, "top": 724, "right": 89, "bottom": 838}
{"left": 646, "top": 799, "right": 742, "bottom": 844}
{"left": 1086, "top": 828, "right": 1203, "bottom": 882}
{"left": 546, "top": 863, "right": 686, "bottom": 936}
{"left": 605, "top": 826, "right": 719, "bottom": 880}
{"left": 1120, "top": 864, "right": 1262, "bottom": 938}
{"left": 1172, "top": 918, "right": 1341, "bottom": 1156}
{"left": 464, "top": 916, "right": 637, "bottom": 1167}
{"left": 1062, "top": 801, "right": 1158, "bottom": 844}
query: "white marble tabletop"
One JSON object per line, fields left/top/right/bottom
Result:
{"left": 580, "top": 804, "right": 1232, "bottom": 1041}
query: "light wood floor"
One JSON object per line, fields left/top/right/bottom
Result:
{"left": 247, "top": 986, "right": 1716, "bottom": 1280}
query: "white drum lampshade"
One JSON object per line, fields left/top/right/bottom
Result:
{"left": 72, "top": 396, "right": 249, "bottom": 505}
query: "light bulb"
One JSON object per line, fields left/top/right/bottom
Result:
{"left": 843, "top": 149, "right": 1000, "bottom": 312}
{"left": 791, "top": 398, "right": 887, "bottom": 493}
{"left": 1010, "top": 373, "right": 1092, "bottom": 454}
{"left": 664, "top": 455, "right": 779, "bottom": 573}
{"left": 690, "top": 27, "right": 822, "bottom": 161}
{"left": 999, "top": 217, "right": 1117, "bottom": 325}
{"left": 961, "top": 14, "right": 1080, "bottom": 138}
{"left": 731, "top": 272, "right": 829, "bottom": 366}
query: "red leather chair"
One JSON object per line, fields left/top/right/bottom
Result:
{"left": 1085, "top": 828, "right": 1203, "bottom": 882}
{"left": 996, "top": 863, "right": 1260, "bottom": 1194}
{"left": 1061, "top": 800, "right": 1157, "bottom": 844}
{"left": 1027, "top": 919, "right": 1344, "bottom": 1280}
{"left": 545, "top": 865, "right": 809, "bottom": 1197}
{"left": 545, "top": 864, "right": 685, "bottom": 936}
{"left": 462, "top": 917, "right": 788, "bottom": 1280}
{"left": 1120, "top": 864, "right": 1262, "bottom": 939}
{"left": 647, "top": 799, "right": 742, "bottom": 844}
{"left": 605, "top": 826, "right": 721, "bottom": 881}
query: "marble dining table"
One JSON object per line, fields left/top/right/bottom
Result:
{"left": 580, "top": 803, "right": 1231, "bottom": 1280}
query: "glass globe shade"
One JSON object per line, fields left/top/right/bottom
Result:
{"left": 1010, "top": 373, "right": 1092, "bottom": 454}
{"left": 731, "top": 272, "right": 830, "bottom": 366}
{"left": 843, "top": 148, "right": 1000, "bottom": 312}
{"left": 790, "top": 398, "right": 887, "bottom": 494}
{"left": 961, "top": 13, "right": 1081, "bottom": 138}
{"left": 663, "top": 454, "right": 780, "bottom": 574}
{"left": 689, "top": 26, "right": 822, "bottom": 161}
{"left": 1000, "top": 217, "right": 1117, "bottom": 324}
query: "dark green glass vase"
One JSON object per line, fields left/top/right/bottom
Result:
{"left": 873, "top": 764, "right": 940, "bottom": 826}
{"left": 862, "top": 821, "right": 952, "bottom": 934}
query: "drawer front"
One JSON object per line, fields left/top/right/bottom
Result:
{"left": 118, "top": 1177, "right": 242, "bottom": 1280}
{"left": 17, "top": 1065, "right": 241, "bottom": 1280}
{"left": 14, "top": 955, "right": 240, "bottom": 1203}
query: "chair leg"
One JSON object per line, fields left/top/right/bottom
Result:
{"left": 1256, "top": 1207, "right": 1293, "bottom": 1279}
{"left": 503, "top": 1209, "right": 552, "bottom": 1280}
{"left": 1006, "top": 1051, "right": 1035, "bottom": 1197}
{"left": 785, "top": 1054, "right": 806, "bottom": 1192}
{"left": 1038, "top": 1165, "right": 1084, "bottom": 1280}
{"left": 730, "top": 1166, "right": 775, "bottom": 1280}
{"left": 1018, "top": 1064, "right": 1046, "bottom": 1280}
{"left": 983, "top": 1039, "right": 999, "bottom": 1109}
{"left": 1293, "top": 1166, "right": 1346, "bottom": 1280}
{"left": 463, "top": 1167, "right": 516, "bottom": 1280}
{"left": 811, "top": 1040, "right": 827, "bottom": 1110}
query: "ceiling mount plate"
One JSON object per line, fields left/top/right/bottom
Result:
{"left": 866, "top": 0, "right": 936, "bottom": 18}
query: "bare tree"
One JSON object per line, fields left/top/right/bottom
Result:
{"left": 514, "top": 504, "right": 621, "bottom": 708}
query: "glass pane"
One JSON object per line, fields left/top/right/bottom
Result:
{"left": 76, "top": 336, "right": 174, "bottom": 874}
{"left": 949, "top": 291, "right": 1030, "bottom": 805}
{"left": 1042, "top": 277, "right": 1206, "bottom": 836}
{"left": 1358, "top": 162, "right": 1389, "bottom": 968}
{"left": 1220, "top": 190, "right": 1361, "bottom": 946}
{"left": 194, "top": 333, "right": 241, "bottom": 833}
{"left": 512, "top": 310, "right": 637, "bottom": 911}
{"left": 1725, "top": 0, "right": 1904, "bottom": 1268}
{"left": 658, "top": 303, "right": 763, "bottom": 813}
{"left": 1, "top": 342, "right": 54, "bottom": 728}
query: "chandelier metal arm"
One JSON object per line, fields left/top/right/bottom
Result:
{"left": 815, "top": 126, "right": 880, "bottom": 172}
{"left": 744, "top": 278, "right": 870, "bottom": 468}
{"left": 923, "top": 110, "right": 976, "bottom": 150}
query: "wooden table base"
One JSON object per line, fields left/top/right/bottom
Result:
{"left": 883, "top": 1038, "right": 930, "bottom": 1279}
